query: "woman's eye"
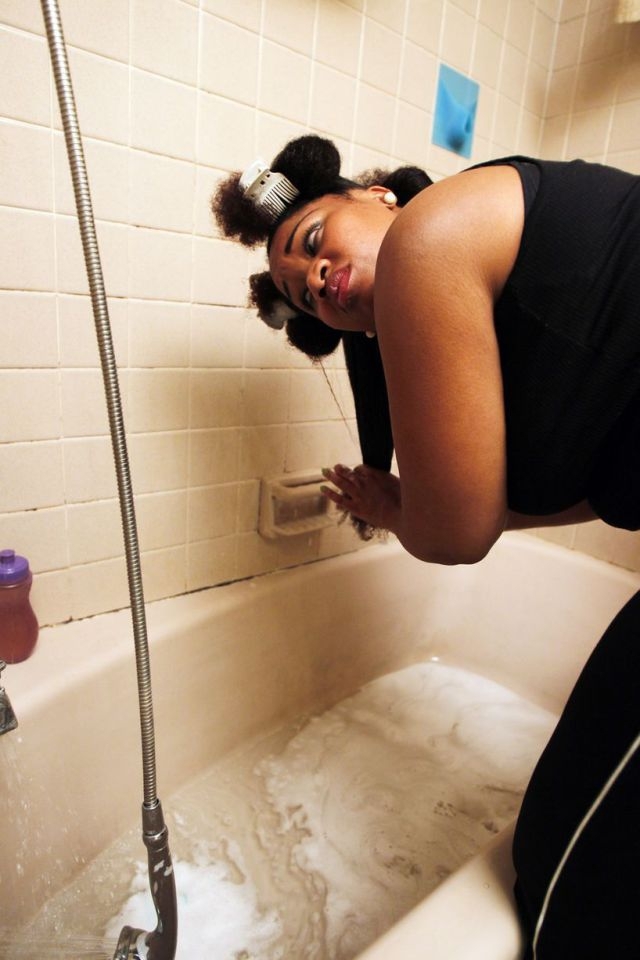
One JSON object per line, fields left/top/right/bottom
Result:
{"left": 304, "top": 223, "right": 320, "bottom": 255}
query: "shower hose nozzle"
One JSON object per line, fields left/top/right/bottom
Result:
{"left": 113, "top": 801, "right": 178, "bottom": 960}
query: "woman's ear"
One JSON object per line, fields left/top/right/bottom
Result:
{"left": 367, "top": 184, "right": 397, "bottom": 207}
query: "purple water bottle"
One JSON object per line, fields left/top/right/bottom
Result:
{"left": 0, "top": 550, "right": 39, "bottom": 663}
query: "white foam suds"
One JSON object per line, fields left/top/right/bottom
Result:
{"left": 16, "top": 661, "right": 556, "bottom": 960}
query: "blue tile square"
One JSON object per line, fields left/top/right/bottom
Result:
{"left": 432, "top": 63, "right": 479, "bottom": 159}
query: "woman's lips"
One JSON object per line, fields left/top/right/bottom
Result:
{"left": 328, "top": 266, "right": 351, "bottom": 308}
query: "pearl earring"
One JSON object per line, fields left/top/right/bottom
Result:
{"left": 365, "top": 330, "right": 377, "bottom": 339}
{"left": 383, "top": 191, "right": 397, "bottom": 205}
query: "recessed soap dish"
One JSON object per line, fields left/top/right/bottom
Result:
{"left": 259, "top": 470, "right": 334, "bottom": 538}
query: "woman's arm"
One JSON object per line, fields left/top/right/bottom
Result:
{"left": 370, "top": 166, "right": 526, "bottom": 565}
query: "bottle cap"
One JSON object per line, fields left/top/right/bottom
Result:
{"left": 0, "top": 549, "right": 30, "bottom": 585}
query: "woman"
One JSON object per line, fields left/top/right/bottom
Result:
{"left": 213, "top": 135, "right": 640, "bottom": 958}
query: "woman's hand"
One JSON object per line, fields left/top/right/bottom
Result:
{"left": 321, "top": 464, "right": 401, "bottom": 533}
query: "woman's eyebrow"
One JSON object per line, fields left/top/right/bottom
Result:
{"left": 285, "top": 208, "right": 318, "bottom": 254}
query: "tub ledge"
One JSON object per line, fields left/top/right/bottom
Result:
{"left": 356, "top": 821, "right": 523, "bottom": 960}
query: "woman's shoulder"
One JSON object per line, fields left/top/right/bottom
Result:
{"left": 380, "top": 165, "right": 525, "bottom": 299}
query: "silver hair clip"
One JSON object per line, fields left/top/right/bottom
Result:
{"left": 240, "top": 159, "right": 300, "bottom": 222}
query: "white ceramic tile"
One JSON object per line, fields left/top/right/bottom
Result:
{"left": 315, "top": 0, "right": 363, "bottom": 74}
{"left": 127, "top": 431, "right": 189, "bottom": 493}
{"left": 362, "top": 18, "right": 403, "bottom": 94}
{"left": 538, "top": 112, "right": 570, "bottom": 159}
{"left": 566, "top": 105, "right": 612, "bottom": 157}
{"left": 127, "top": 370, "right": 190, "bottom": 432}
{"left": 478, "top": 0, "right": 509, "bottom": 37}
{"left": 136, "top": 490, "right": 187, "bottom": 551}
{"left": 1, "top": 119, "right": 53, "bottom": 212}
{"left": 129, "top": 300, "right": 190, "bottom": 368}
{"left": 188, "top": 483, "right": 238, "bottom": 540}
{"left": 0, "top": 440, "right": 65, "bottom": 511}
{"left": 354, "top": 83, "right": 396, "bottom": 152}
{"left": 0, "top": 292, "right": 58, "bottom": 368}
{"left": 441, "top": 2, "right": 475, "bottom": 72}
{"left": 60, "top": 368, "right": 115, "bottom": 437}
{"left": 57, "top": 48, "right": 129, "bottom": 146}
{"left": 609, "top": 98, "right": 640, "bottom": 153}
{"left": 235, "top": 528, "right": 318, "bottom": 579}
{"left": 400, "top": 41, "right": 438, "bottom": 109}
{"left": 201, "top": 0, "right": 261, "bottom": 32}
{"left": 197, "top": 92, "right": 255, "bottom": 171}
{"left": 530, "top": 9, "right": 557, "bottom": 69}
{"left": 131, "top": 0, "right": 198, "bottom": 86}
{"left": 501, "top": 44, "right": 528, "bottom": 104}
{"left": 0, "top": 208, "right": 55, "bottom": 292}
{"left": 393, "top": 99, "right": 431, "bottom": 165}
{"left": 554, "top": 16, "right": 584, "bottom": 70}
{"left": 63, "top": 436, "right": 119, "bottom": 503}
{"left": 472, "top": 23, "right": 503, "bottom": 89}
{"left": 492, "top": 92, "right": 522, "bottom": 149}
{"left": 129, "top": 226, "right": 192, "bottom": 301}
{"left": 67, "top": 499, "right": 123, "bottom": 564}
{"left": 263, "top": 0, "right": 316, "bottom": 56}
{"left": 545, "top": 65, "right": 575, "bottom": 117}
{"left": 506, "top": 0, "right": 535, "bottom": 54}
{"left": 260, "top": 40, "right": 311, "bottom": 124}
{"left": 617, "top": 47, "right": 640, "bottom": 103}
{"left": 140, "top": 545, "right": 188, "bottom": 602}
{"left": 367, "top": 0, "right": 407, "bottom": 32}
{"left": 195, "top": 166, "right": 225, "bottom": 238}
{"left": 523, "top": 60, "right": 549, "bottom": 117}
{"left": 243, "top": 311, "right": 302, "bottom": 369}
{"left": 582, "top": 5, "right": 627, "bottom": 63}
{"left": 406, "top": 0, "right": 444, "bottom": 53}
{"left": 0, "top": 505, "right": 68, "bottom": 573}
{"left": 130, "top": 150, "right": 195, "bottom": 234}
{"left": 254, "top": 114, "right": 307, "bottom": 169}
{"left": 242, "top": 369, "right": 290, "bottom": 425}
{"left": 0, "top": 370, "right": 60, "bottom": 441}
{"left": 58, "top": 295, "right": 128, "bottom": 368}
{"left": 190, "top": 369, "right": 244, "bottom": 428}
{"left": 132, "top": 69, "right": 197, "bottom": 162}
{"left": 285, "top": 420, "right": 360, "bottom": 473}
{"left": 54, "top": 134, "right": 130, "bottom": 223}
{"left": 236, "top": 479, "right": 259, "bottom": 532}
{"left": 309, "top": 63, "right": 358, "bottom": 141}
{"left": 238, "top": 424, "right": 287, "bottom": 479}
{"left": 0, "top": 0, "right": 46, "bottom": 35}
{"left": 187, "top": 533, "right": 237, "bottom": 591}
{"left": 289, "top": 368, "right": 351, "bottom": 423}
{"left": 200, "top": 14, "right": 259, "bottom": 105}
{"left": 192, "top": 236, "right": 250, "bottom": 307}
{"left": 31, "top": 568, "right": 72, "bottom": 629}
{"left": 0, "top": 27, "right": 51, "bottom": 126}
{"left": 574, "top": 55, "right": 623, "bottom": 112}
{"left": 516, "top": 110, "right": 543, "bottom": 154}
{"left": 68, "top": 556, "right": 129, "bottom": 619}
{"left": 190, "top": 304, "right": 245, "bottom": 368}
{"left": 189, "top": 428, "right": 239, "bottom": 485}
{"left": 58, "top": 0, "right": 130, "bottom": 62}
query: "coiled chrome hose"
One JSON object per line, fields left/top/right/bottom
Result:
{"left": 40, "top": 2, "right": 177, "bottom": 956}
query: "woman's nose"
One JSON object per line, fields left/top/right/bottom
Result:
{"left": 307, "top": 258, "right": 329, "bottom": 300}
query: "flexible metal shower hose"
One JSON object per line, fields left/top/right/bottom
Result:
{"left": 40, "top": 0, "right": 158, "bottom": 808}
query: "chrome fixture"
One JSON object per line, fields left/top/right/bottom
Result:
{"left": 40, "top": 1, "right": 178, "bottom": 956}
{"left": 0, "top": 660, "right": 18, "bottom": 735}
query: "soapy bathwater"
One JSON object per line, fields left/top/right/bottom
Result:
{"left": 12, "top": 661, "right": 556, "bottom": 960}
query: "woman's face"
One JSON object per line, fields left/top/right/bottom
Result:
{"left": 268, "top": 187, "right": 398, "bottom": 334}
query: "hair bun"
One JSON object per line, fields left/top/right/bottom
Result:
{"left": 272, "top": 135, "right": 342, "bottom": 197}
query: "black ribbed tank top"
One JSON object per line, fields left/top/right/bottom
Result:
{"left": 477, "top": 157, "right": 640, "bottom": 528}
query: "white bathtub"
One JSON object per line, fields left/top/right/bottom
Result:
{"left": 2, "top": 532, "right": 638, "bottom": 958}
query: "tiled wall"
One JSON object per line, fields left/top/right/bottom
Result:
{"left": 0, "top": 0, "right": 638, "bottom": 628}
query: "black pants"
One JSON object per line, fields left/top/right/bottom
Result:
{"left": 513, "top": 590, "right": 640, "bottom": 959}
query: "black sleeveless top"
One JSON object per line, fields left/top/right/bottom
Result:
{"left": 477, "top": 156, "right": 640, "bottom": 529}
